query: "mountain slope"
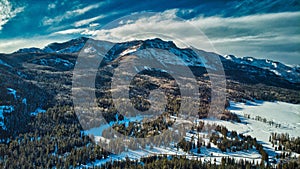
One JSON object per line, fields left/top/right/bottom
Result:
{"left": 224, "top": 55, "right": 300, "bottom": 83}
{"left": 14, "top": 37, "right": 300, "bottom": 84}
{"left": 0, "top": 37, "right": 299, "bottom": 132}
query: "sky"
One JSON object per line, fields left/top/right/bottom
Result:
{"left": 0, "top": 0, "right": 299, "bottom": 65}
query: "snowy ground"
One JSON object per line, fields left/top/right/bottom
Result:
{"left": 85, "top": 115, "right": 149, "bottom": 136}
{"left": 83, "top": 100, "right": 299, "bottom": 167}
{"left": 0, "top": 88, "right": 16, "bottom": 130}
{"left": 0, "top": 105, "right": 14, "bottom": 130}
{"left": 0, "top": 88, "right": 46, "bottom": 130}
{"left": 227, "top": 100, "right": 300, "bottom": 143}
{"left": 82, "top": 139, "right": 262, "bottom": 168}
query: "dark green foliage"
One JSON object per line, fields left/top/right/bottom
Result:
{"left": 0, "top": 106, "right": 111, "bottom": 168}
{"left": 270, "top": 132, "right": 300, "bottom": 154}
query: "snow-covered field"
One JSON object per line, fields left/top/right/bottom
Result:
{"left": 85, "top": 115, "right": 148, "bottom": 136}
{"left": 83, "top": 100, "right": 299, "bottom": 167}
{"left": 227, "top": 100, "right": 300, "bottom": 143}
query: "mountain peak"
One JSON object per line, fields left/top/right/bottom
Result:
{"left": 10, "top": 37, "right": 300, "bottom": 83}
{"left": 43, "top": 37, "right": 89, "bottom": 54}
{"left": 224, "top": 54, "right": 300, "bottom": 83}
{"left": 14, "top": 37, "right": 90, "bottom": 54}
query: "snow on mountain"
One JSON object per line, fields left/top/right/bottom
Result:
{"left": 31, "top": 58, "right": 74, "bottom": 68}
{"left": 224, "top": 55, "right": 300, "bottom": 83}
{"left": 106, "top": 38, "right": 299, "bottom": 81}
{"left": 0, "top": 59, "right": 12, "bottom": 68}
{"left": 1, "top": 37, "right": 299, "bottom": 166}
{"left": 14, "top": 37, "right": 88, "bottom": 54}
{"left": 42, "top": 37, "right": 88, "bottom": 54}
{"left": 1, "top": 88, "right": 17, "bottom": 130}
{"left": 7, "top": 88, "right": 17, "bottom": 100}
{"left": 15, "top": 47, "right": 44, "bottom": 53}
{"left": 0, "top": 87, "right": 46, "bottom": 130}
{"left": 12, "top": 37, "right": 299, "bottom": 84}
{"left": 107, "top": 38, "right": 216, "bottom": 70}
{"left": 0, "top": 105, "right": 14, "bottom": 130}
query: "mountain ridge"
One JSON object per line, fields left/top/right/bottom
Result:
{"left": 1, "top": 36, "right": 299, "bottom": 133}
{"left": 11, "top": 37, "right": 300, "bottom": 84}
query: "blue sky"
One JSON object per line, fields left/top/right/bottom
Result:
{"left": 0, "top": 0, "right": 299, "bottom": 65}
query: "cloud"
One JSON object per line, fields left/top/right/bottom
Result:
{"left": 74, "top": 15, "right": 104, "bottom": 27}
{"left": 0, "top": 0, "right": 24, "bottom": 30}
{"left": 47, "top": 3, "right": 56, "bottom": 10}
{"left": 192, "top": 12, "right": 300, "bottom": 64}
{"left": 2, "top": 6, "right": 299, "bottom": 65}
{"left": 42, "top": 2, "right": 104, "bottom": 26}
{"left": 58, "top": 10, "right": 298, "bottom": 65}
{"left": 73, "top": 3, "right": 103, "bottom": 15}
{"left": 52, "top": 28, "right": 87, "bottom": 35}
{"left": 89, "top": 23, "right": 100, "bottom": 27}
{"left": 0, "top": 37, "right": 64, "bottom": 53}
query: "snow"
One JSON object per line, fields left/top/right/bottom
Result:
{"left": 0, "top": 59, "right": 12, "bottom": 68}
{"left": 54, "top": 58, "right": 73, "bottom": 67}
{"left": 246, "top": 57, "right": 254, "bottom": 62}
{"left": 0, "top": 106, "right": 14, "bottom": 119}
{"left": 85, "top": 137, "right": 262, "bottom": 168}
{"left": 42, "top": 42, "right": 85, "bottom": 54}
{"left": 30, "top": 108, "right": 46, "bottom": 116}
{"left": 0, "top": 105, "right": 14, "bottom": 130}
{"left": 143, "top": 66, "right": 151, "bottom": 70}
{"left": 84, "top": 100, "right": 299, "bottom": 167}
{"left": 227, "top": 100, "right": 300, "bottom": 142}
{"left": 120, "top": 45, "right": 141, "bottom": 56}
{"left": 85, "top": 115, "right": 148, "bottom": 136}
{"left": 7, "top": 88, "right": 17, "bottom": 99}
{"left": 42, "top": 47, "right": 54, "bottom": 53}
{"left": 134, "top": 66, "right": 139, "bottom": 72}
{"left": 86, "top": 122, "right": 113, "bottom": 136}
{"left": 224, "top": 55, "right": 235, "bottom": 60}
{"left": 22, "top": 98, "right": 27, "bottom": 105}
{"left": 85, "top": 114, "right": 266, "bottom": 166}
{"left": 201, "top": 100, "right": 300, "bottom": 167}
{"left": 83, "top": 46, "right": 97, "bottom": 54}
{"left": 169, "top": 48, "right": 204, "bottom": 67}
{"left": 33, "top": 58, "right": 73, "bottom": 67}
{"left": 190, "top": 100, "right": 299, "bottom": 164}
{"left": 270, "top": 69, "right": 281, "bottom": 76}
{"left": 223, "top": 55, "right": 300, "bottom": 83}
{"left": 17, "top": 71, "right": 28, "bottom": 78}
{"left": 56, "top": 43, "right": 84, "bottom": 53}
{"left": 203, "top": 100, "right": 299, "bottom": 148}
{"left": 117, "top": 43, "right": 217, "bottom": 70}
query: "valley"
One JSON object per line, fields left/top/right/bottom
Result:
{"left": 0, "top": 38, "right": 299, "bottom": 168}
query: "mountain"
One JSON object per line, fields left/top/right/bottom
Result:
{"left": 13, "top": 37, "right": 300, "bottom": 84}
{"left": 0, "top": 37, "right": 299, "bottom": 132}
{"left": 0, "top": 37, "right": 299, "bottom": 168}
{"left": 224, "top": 55, "right": 300, "bottom": 83}
{"left": 14, "top": 37, "right": 89, "bottom": 54}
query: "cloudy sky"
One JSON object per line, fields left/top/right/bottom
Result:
{"left": 0, "top": 0, "right": 299, "bottom": 65}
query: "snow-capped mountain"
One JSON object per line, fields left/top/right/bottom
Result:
{"left": 13, "top": 37, "right": 299, "bottom": 84}
{"left": 224, "top": 55, "right": 300, "bottom": 83}
{"left": 0, "top": 37, "right": 299, "bottom": 168}
{"left": 2, "top": 37, "right": 297, "bottom": 105}
{"left": 15, "top": 37, "right": 89, "bottom": 54}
